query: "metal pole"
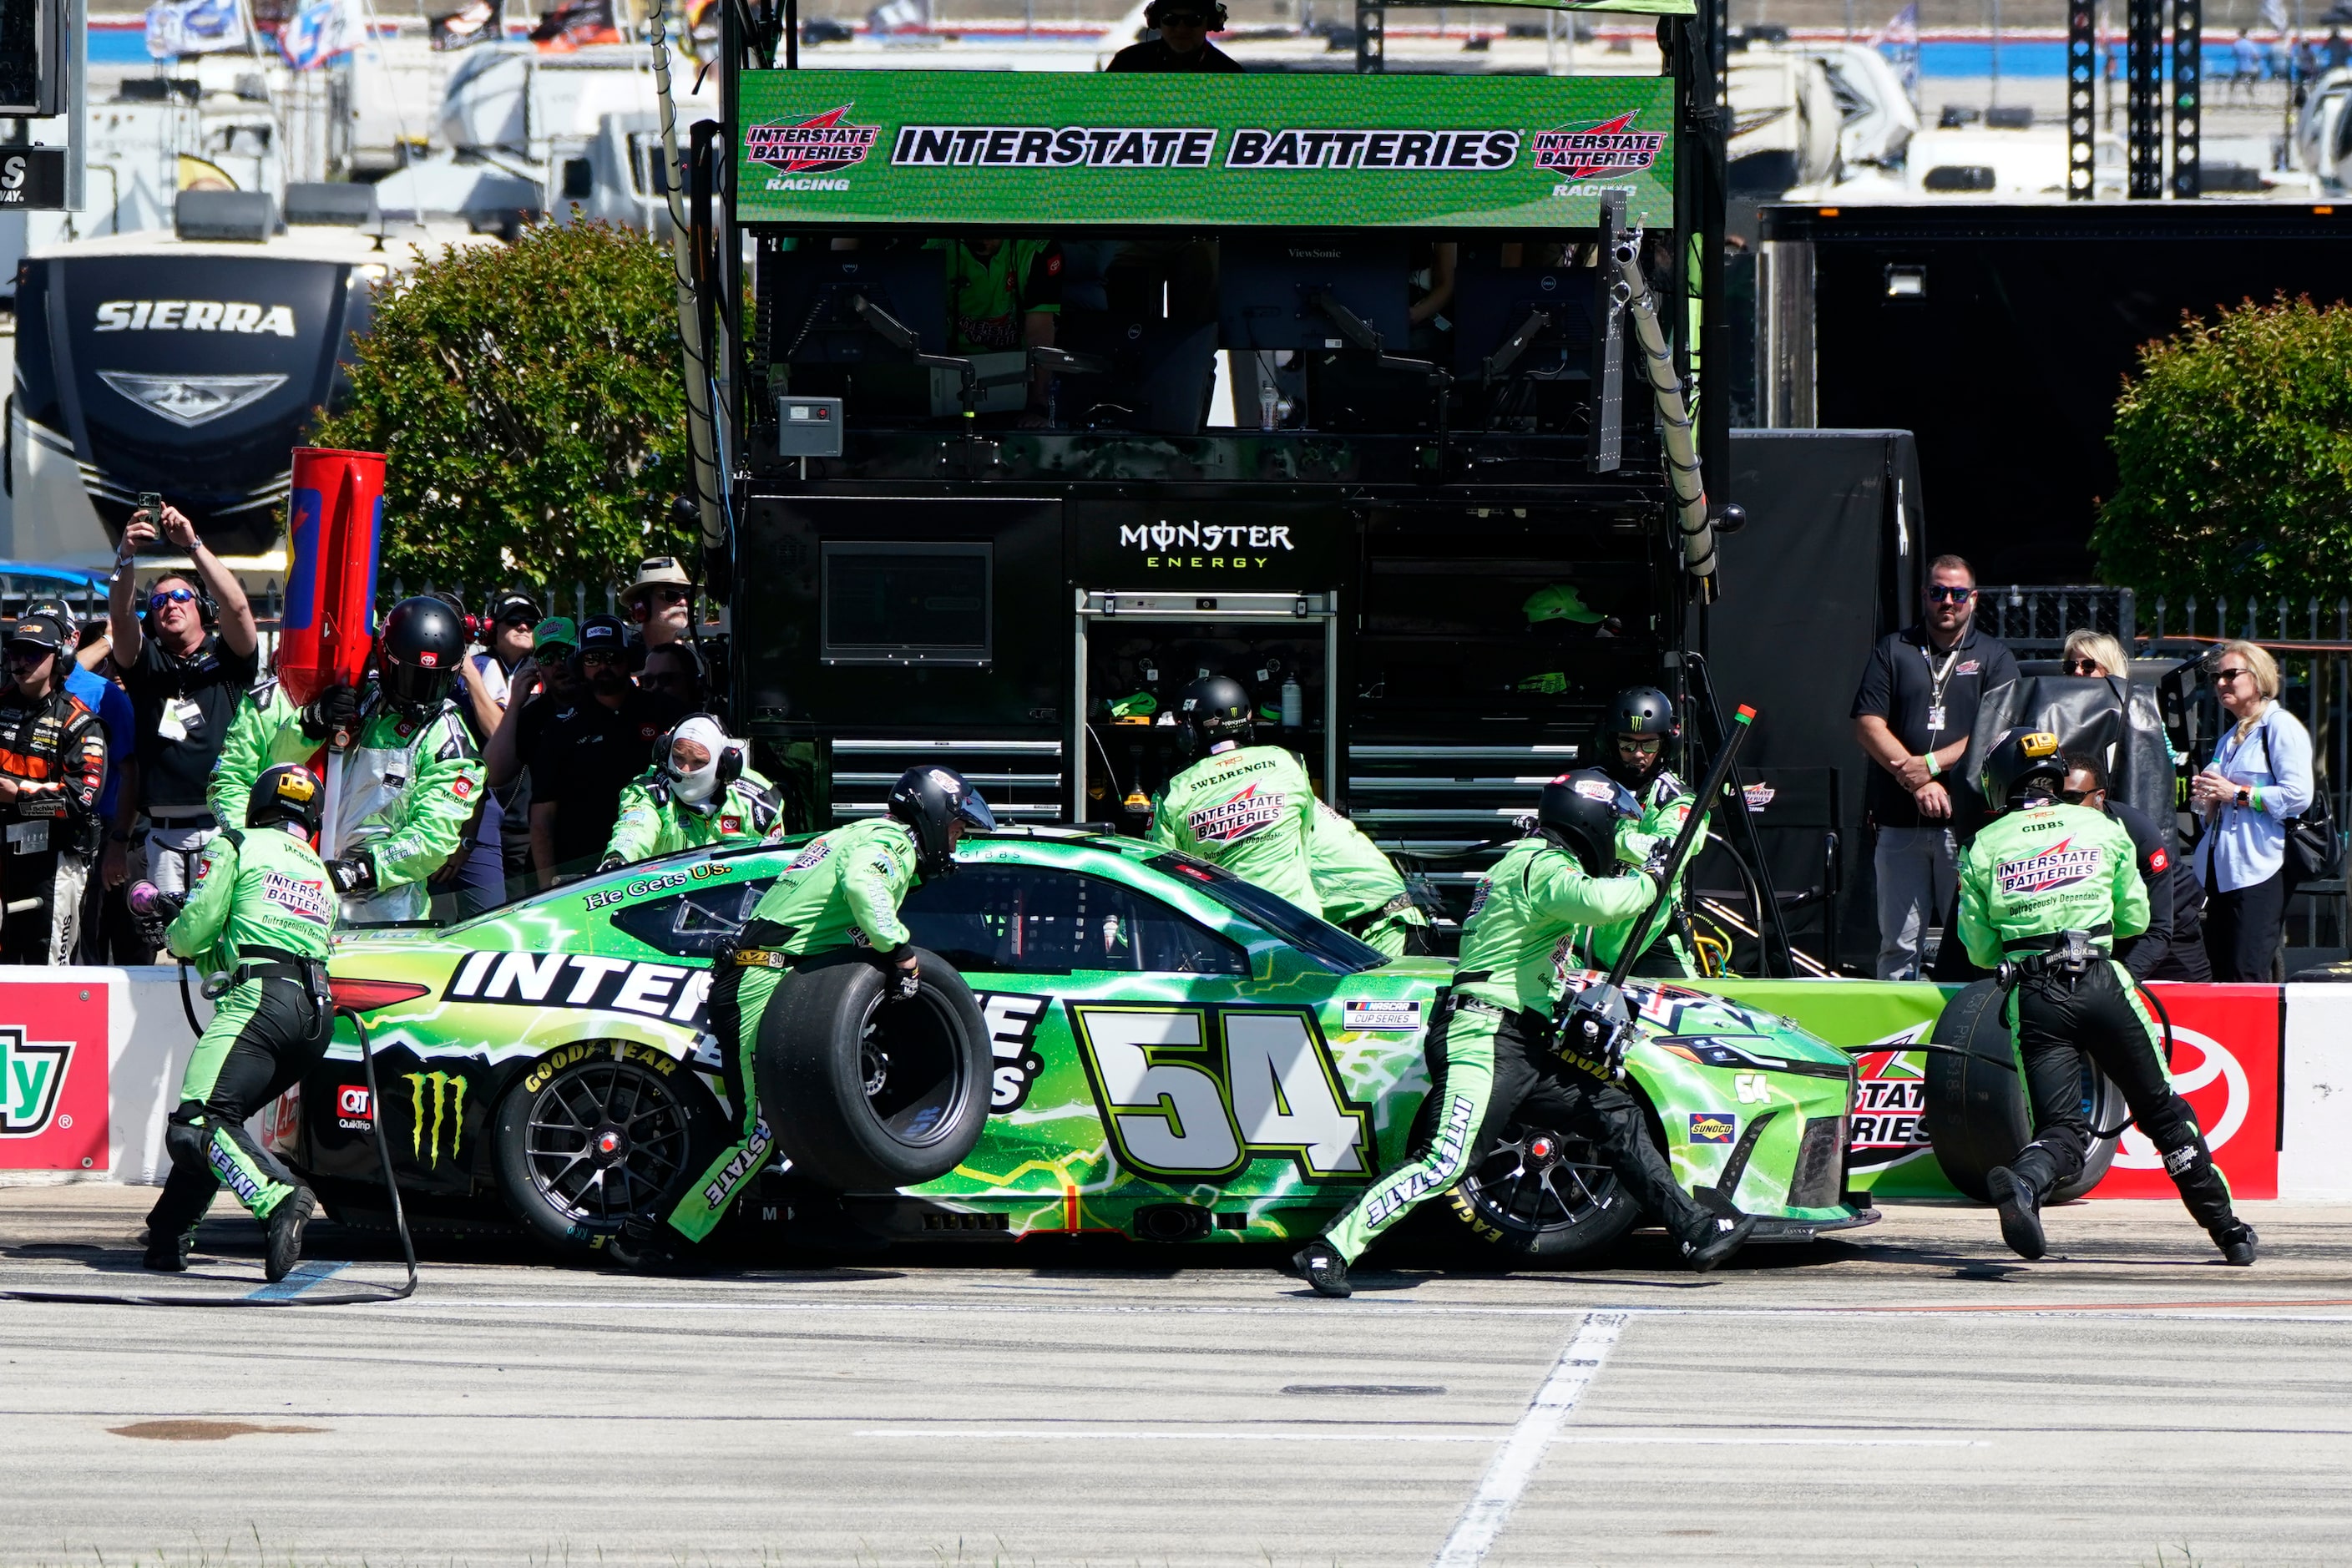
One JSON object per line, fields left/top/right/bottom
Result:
{"left": 645, "top": 0, "right": 727, "bottom": 570}
{"left": 2171, "top": 0, "right": 2201, "bottom": 197}
{"left": 64, "top": 0, "right": 85, "bottom": 210}
{"left": 1616, "top": 235, "right": 1717, "bottom": 583}
{"left": 2068, "top": 0, "right": 2098, "bottom": 196}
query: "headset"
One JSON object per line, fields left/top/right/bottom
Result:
{"left": 651, "top": 712, "right": 746, "bottom": 787}
{"left": 139, "top": 572, "right": 218, "bottom": 630}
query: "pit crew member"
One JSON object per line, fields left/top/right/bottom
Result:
{"left": 1308, "top": 800, "right": 1428, "bottom": 958}
{"left": 1149, "top": 675, "right": 1321, "bottom": 918}
{"left": 598, "top": 714, "right": 783, "bottom": 868}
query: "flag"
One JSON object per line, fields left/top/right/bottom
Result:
{"left": 530, "top": 0, "right": 621, "bottom": 50}
{"left": 144, "top": 0, "right": 250, "bottom": 58}
{"left": 280, "top": 0, "right": 360, "bottom": 67}
{"left": 1877, "top": 3, "right": 1920, "bottom": 102}
{"left": 430, "top": 0, "right": 504, "bottom": 50}
{"left": 2263, "top": 0, "right": 2289, "bottom": 30}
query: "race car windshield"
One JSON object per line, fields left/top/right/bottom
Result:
{"left": 1144, "top": 853, "right": 1389, "bottom": 974}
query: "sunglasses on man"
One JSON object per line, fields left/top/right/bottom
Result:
{"left": 579, "top": 648, "right": 626, "bottom": 668}
{"left": 1926, "top": 584, "right": 1975, "bottom": 603}
{"left": 1159, "top": 11, "right": 1208, "bottom": 21}
{"left": 148, "top": 587, "right": 198, "bottom": 611}
{"left": 4, "top": 644, "right": 53, "bottom": 667}
{"left": 2059, "top": 787, "right": 2099, "bottom": 804}
{"left": 644, "top": 586, "right": 691, "bottom": 607}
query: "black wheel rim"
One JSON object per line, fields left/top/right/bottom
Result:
{"left": 523, "top": 1059, "right": 695, "bottom": 1227}
{"left": 858, "top": 991, "right": 967, "bottom": 1147}
{"left": 1457, "top": 1123, "right": 1621, "bottom": 1240}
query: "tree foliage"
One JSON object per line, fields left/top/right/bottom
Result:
{"left": 2094, "top": 294, "right": 2352, "bottom": 602}
{"left": 311, "top": 220, "right": 691, "bottom": 595}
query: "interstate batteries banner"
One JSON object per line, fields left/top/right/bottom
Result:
{"left": 734, "top": 71, "right": 1677, "bottom": 229}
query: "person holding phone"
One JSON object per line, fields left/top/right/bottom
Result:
{"left": 104, "top": 496, "right": 260, "bottom": 935}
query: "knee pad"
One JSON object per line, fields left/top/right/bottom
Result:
{"left": 164, "top": 1113, "right": 211, "bottom": 1170}
{"left": 2157, "top": 1126, "right": 2215, "bottom": 1180}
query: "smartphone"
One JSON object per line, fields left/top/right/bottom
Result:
{"left": 136, "top": 492, "right": 162, "bottom": 529}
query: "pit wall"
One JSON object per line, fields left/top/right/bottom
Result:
{"left": 3, "top": 969, "right": 2347, "bottom": 1202}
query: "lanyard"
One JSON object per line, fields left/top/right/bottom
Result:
{"left": 1920, "top": 640, "right": 1962, "bottom": 734}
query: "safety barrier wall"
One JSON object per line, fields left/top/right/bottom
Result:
{"left": 3, "top": 969, "right": 2349, "bottom": 1202}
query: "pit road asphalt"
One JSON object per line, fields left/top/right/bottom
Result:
{"left": 3, "top": 1186, "right": 2349, "bottom": 1568}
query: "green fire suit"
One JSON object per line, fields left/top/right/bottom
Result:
{"left": 1584, "top": 769, "right": 1708, "bottom": 976}
{"left": 663, "top": 816, "right": 923, "bottom": 1242}
{"left": 209, "top": 678, "right": 485, "bottom": 923}
{"left": 1308, "top": 802, "right": 1426, "bottom": 958}
{"left": 603, "top": 767, "right": 785, "bottom": 866}
{"left": 1956, "top": 803, "right": 2242, "bottom": 1239}
{"left": 1149, "top": 743, "right": 1321, "bottom": 916}
{"left": 1319, "top": 838, "right": 1657, "bottom": 1263}
{"left": 144, "top": 825, "right": 337, "bottom": 1242}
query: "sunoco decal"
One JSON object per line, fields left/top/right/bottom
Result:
{"left": 1533, "top": 112, "right": 1666, "bottom": 180}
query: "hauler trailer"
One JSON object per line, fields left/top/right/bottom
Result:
{"left": 704, "top": 0, "right": 1798, "bottom": 966}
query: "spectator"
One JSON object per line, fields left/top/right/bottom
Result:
{"left": 484, "top": 616, "right": 582, "bottom": 897}
{"left": 524, "top": 615, "right": 684, "bottom": 886}
{"left": 639, "top": 642, "right": 707, "bottom": 710}
{"left": 104, "top": 502, "right": 261, "bottom": 904}
{"left": 621, "top": 556, "right": 695, "bottom": 665}
{"left": 22, "top": 602, "right": 138, "bottom": 959}
{"left": 936, "top": 238, "right": 1064, "bottom": 422}
{"left": 1105, "top": 0, "right": 1243, "bottom": 71}
{"left": 1850, "top": 554, "right": 2021, "bottom": 979}
{"left": 2191, "top": 640, "right": 2313, "bottom": 982}
{"left": 0, "top": 615, "right": 108, "bottom": 964}
{"left": 2232, "top": 28, "right": 2263, "bottom": 98}
{"left": 452, "top": 590, "right": 541, "bottom": 911}
{"left": 2061, "top": 750, "right": 2208, "bottom": 981}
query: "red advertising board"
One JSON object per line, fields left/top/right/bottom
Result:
{"left": 2088, "top": 984, "right": 2280, "bottom": 1201}
{"left": 0, "top": 982, "right": 109, "bottom": 1171}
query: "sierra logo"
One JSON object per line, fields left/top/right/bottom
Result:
{"left": 1532, "top": 112, "right": 1666, "bottom": 180}
{"left": 1995, "top": 837, "right": 2103, "bottom": 897}
{"left": 1190, "top": 783, "right": 1287, "bottom": 844}
{"left": 94, "top": 301, "right": 299, "bottom": 336}
{"left": 746, "top": 106, "right": 881, "bottom": 175}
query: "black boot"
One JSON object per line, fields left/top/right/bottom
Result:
{"left": 2213, "top": 1222, "right": 2258, "bottom": 1267}
{"left": 142, "top": 1231, "right": 191, "bottom": 1273}
{"left": 264, "top": 1187, "right": 316, "bottom": 1282}
{"left": 1290, "top": 1239, "right": 1352, "bottom": 1298}
{"left": 1986, "top": 1166, "right": 2046, "bottom": 1260}
{"left": 1681, "top": 1212, "right": 1758, "bottom": 1273}
{"left": 606, "top": 1214, "right": 701, "bottom": 1275}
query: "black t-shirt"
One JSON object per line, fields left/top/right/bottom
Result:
{"left": 119, "top": 631, "right": 260, "bottom": 813}
{"left": 1849, "top": 623, "right": 2020, "bottom": 831}
{"left": 527, "top": 687, "right": 685, "bottom": 873}
{"left": 1105, "top": 37, "right": 1244, "bottom": 71}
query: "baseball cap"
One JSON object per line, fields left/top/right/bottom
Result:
{"left": 579, "top": 614, "right": 627, "bottom": 654}
{"left": 533, "top": 615, "right": 579, "bottom": 653}
{"left": 8, "top": 614, "right": 68, "bottom": 655}
{"left": 20, "top": 598, "right": 78, "bottom": 639}
{"left": 488, "top": 590, "right": 542, "bottom": 627}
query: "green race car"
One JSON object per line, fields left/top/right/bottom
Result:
{"left": 291, "top": 827, "right": 1874, "bottom": 1262}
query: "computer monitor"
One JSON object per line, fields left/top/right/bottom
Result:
{"left": 1218, "top": 235, "right": 1412, "bottom": 353}
{"left": 1449, "top": 252, "right": 1598, "bottom": 381}
{"left": 769, "top": 247, "right": 951, "bottom": 365}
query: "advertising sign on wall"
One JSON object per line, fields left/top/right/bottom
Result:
{"left": 0, "top": 981, "right": 109, "bottom": 1171}
{"left": 734, "top": 71, "right": 1679, "bottom": 230}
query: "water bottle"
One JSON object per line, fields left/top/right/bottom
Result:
{"left": 1281, "top": 675, "right": 1304, "bottom": 730}
{"left": 1258, "top": 381, "right": 1280, "bottom": 431}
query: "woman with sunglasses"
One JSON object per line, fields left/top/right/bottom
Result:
{"left": 2188, "top": 640, "right": 2314, "bottom": 982}
{"left": 1105, "top": 0, "right": 1242, "bottom": 71}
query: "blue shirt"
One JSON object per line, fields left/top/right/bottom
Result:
{"left": 2198, "top": 704, "right": 2314, "bottom": 894}
{"left": 62, "top": 662, "right": 132, "bottom": 822}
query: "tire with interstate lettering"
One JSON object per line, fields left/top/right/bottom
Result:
{"left": 493, "top": 1039, "right": 725, "bottom": 1255}
{"left": 1921, "top": 978, "right": 2127, "bottom": 1205}
{"left": 756, "top": 947, "right": 992, "bottom": 1191}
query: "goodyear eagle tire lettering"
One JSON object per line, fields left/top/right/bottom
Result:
{"left": 755, "top": 947, "right": 993, "bottom": 1191}
{"left": 493, "top": 1039, "right": 725, "bottom": 1255}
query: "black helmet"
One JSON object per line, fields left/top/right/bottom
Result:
{"left": 1145, "top": 0, "right": 1229, "bottom": 26}
{"left": 1536, "top": 768, "right": 1640, "bottom": 875}
{"left": 379, "top": 595, "right": 466, "bottom": 712}
{"left": 886, "top": 765, "right": 999, "bottom": 878}
{"left": 248, "top": 761, "right": 325, "bottom": 833}
{"left": 1596, "top": 685, "right": 1679, "bottom": 787}
{"left": 1979, "top": 726, "right": 2066, "bottom": 812}
{"left": 1175, "top": 674, "right": 1254, "bottom": 755}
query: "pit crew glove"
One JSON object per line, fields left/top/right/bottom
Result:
{"left": 326, "top": 854, "right": 377, "bottom": 895}
{"left": 300, "top": 684, "right": 363, "bottom": 748}
{"left": 597, "top": 853, "right": 627, "bottom": 874}
{"left": 893, "top": 950, "right": 922, "bottom": 1000}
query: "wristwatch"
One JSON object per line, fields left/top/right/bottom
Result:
{"left": 2235, "top": 787, "right": 2251, "bottom": 808}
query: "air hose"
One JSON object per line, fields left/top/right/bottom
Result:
{"left": 4, "top": 978, "right": 418, "bottom": 1308}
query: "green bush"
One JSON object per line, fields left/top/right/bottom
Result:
{"left": 2094, "top": 294, "right": 2352, "bottom": 602}
{"left": 311, "top": 220, "right": 692, "bottom": 594}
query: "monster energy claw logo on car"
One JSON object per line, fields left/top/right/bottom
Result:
{"left": 407, "top": 1070, "right": 468, "bottom": 1167}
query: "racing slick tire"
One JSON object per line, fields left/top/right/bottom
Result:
{"left": 756, "top": 947, "right": 992, "bottom": 1191}
{"left": 493, "top": 1041, "right": 726, "bottom": 1256}
{"left": 1921, "top": 978, "right": 2128, "bottom": 1205}
{"left": 1437, "top": 1090, "right": 1661, "bottom": 1264}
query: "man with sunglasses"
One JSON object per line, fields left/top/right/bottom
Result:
{"left": 104, "top": 499, "right": 260, "bottom": 918}
{"left": 1106, "top": 0, "right": 1242, "bottom": 71}
{"left": 621, "top": 556, "right": 695, "bottom": 668}
{"left": 0, "top": 615, "right": 109, "bottom": 963}
{"left": 525, "top": 615, "right": 685, "bottom": 886}
{"left": 1851, "top": 554, "right": 2020, "bottom": 979}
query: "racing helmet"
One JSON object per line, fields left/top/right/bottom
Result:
{"left": 1535, "top": 768, "right": 1640, "bottom": 876}
{"left": 248, "top": 762, "right": 325, "bottom": 834}
{"left": 660, "top": 714, "right": 742, "bottom": 812}
{"left": 1174, "top": 674, "right": 1254, "bottom": 756}
{"left": 1979, "top": 726, "right": 2067, "bottom": 812}
{"left": 378, "top": 595, "right": 467, "bottom": 713}
{"left": 1597, "top": 685, "right": 1679, "bottom": 785}
{"left": 887, "top": 765, "right": 999, "bottom": 878}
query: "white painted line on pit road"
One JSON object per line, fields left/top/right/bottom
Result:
{"left": 852, "top": 1427, "right": 1987, "bottom": 1449}
{"left": 1431, "top": 1308, "right": 1624, "bottom": 1568}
